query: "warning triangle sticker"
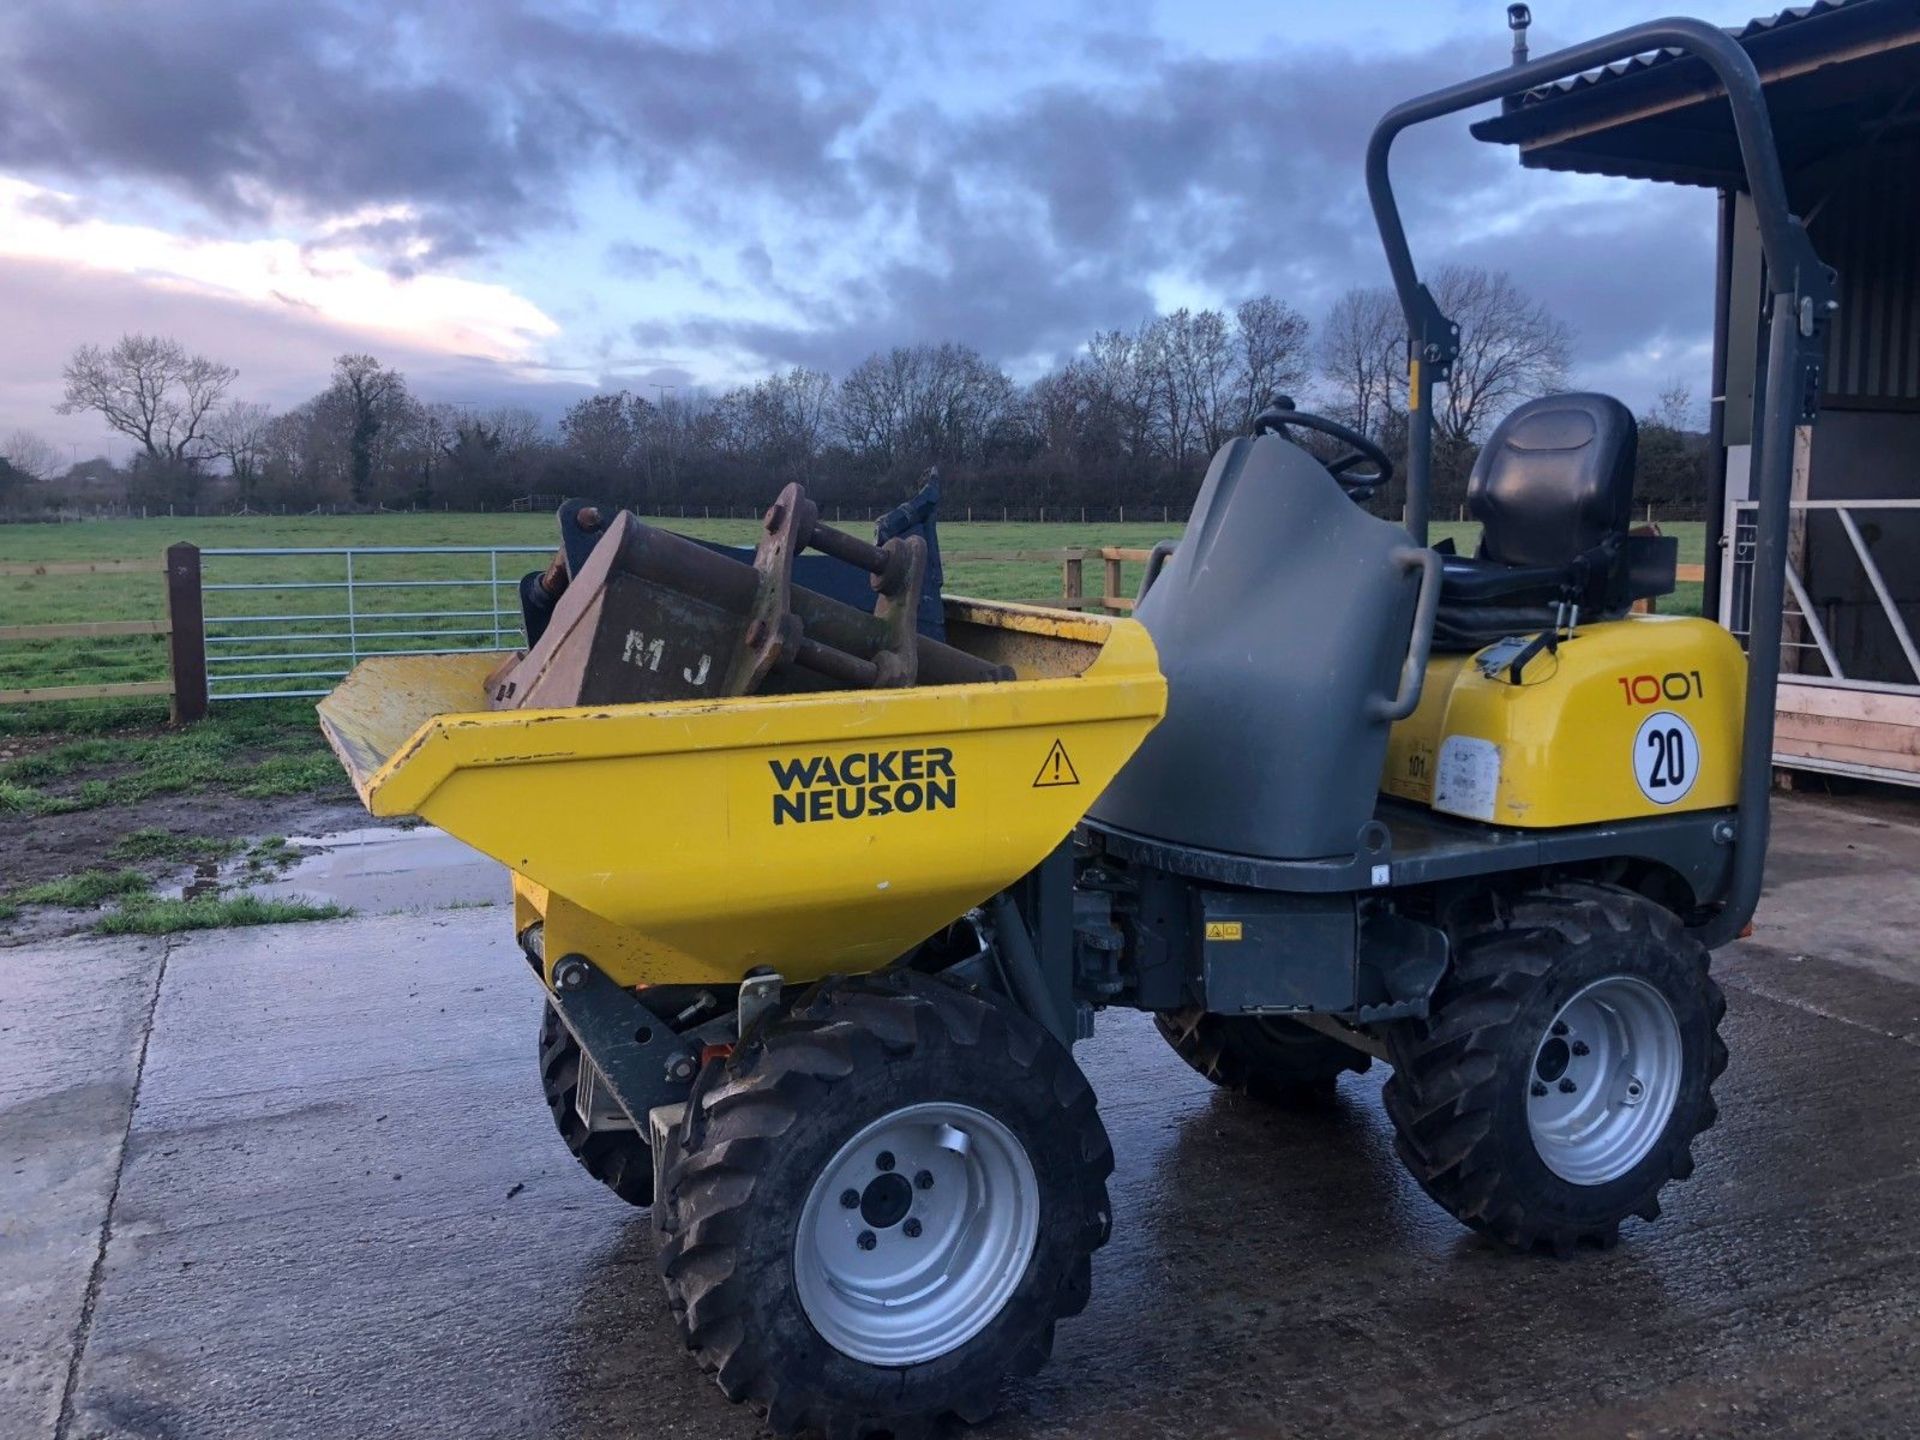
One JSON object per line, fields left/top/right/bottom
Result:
{"left": 1032, "top": 738, "right": 1081, "bottom": 788}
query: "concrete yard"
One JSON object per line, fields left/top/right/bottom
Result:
{"left": 5, "top": 791, "right": 1919, "bottom": 1440}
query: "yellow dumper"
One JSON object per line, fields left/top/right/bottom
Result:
{"left": 319, "top": 17, "right": 1829, "bottom": 1437}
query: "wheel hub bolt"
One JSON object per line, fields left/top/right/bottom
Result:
{"left": 857, "top": 1230, "right": 877, "bottom": 1250}
{"left": 1530, "top": 1081, "right": 1548, "bottom": 1098}
{"left": 903, "top": 1217, "right": 923, "bottom": 1238}
{"left": 1550, "top": 1020, "right": 1569, "bottom": 1037}
{"left": 875, "top": 1151, "right": 895, "bottom": 1172}
{"left": 1570, "top": 1040, "right": 1591, "bottom": 1057}
{"left": 914, "top": 1169, "right": 934, "bottom": 1191}
{"left": 839, "top": 1188, "right": 860, "bottom": 1209}
{"left": 1558, "top": 1078, "right": 1577, "bottom": 1094}
{"left": 1626, "top": 1080, "right": 1644, "bottom": 1101}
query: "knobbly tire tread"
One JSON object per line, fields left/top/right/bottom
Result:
{"left": 538, "top": 1002, "right": 654, "bottom": 1207}
{"left": 1155, "top": 1008, "right": 1370, "bottom": 1106}
{"left": 653, "top": 969, "right": 1112, "bottom": 1439}
{"left": 1382, "top": 881, "right": 1727, "bottom": 1255}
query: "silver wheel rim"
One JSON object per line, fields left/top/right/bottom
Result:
{"left": 1526, "top": 976, "right": 1683, "bottom": 1186}
{"left": 794, "top": 1101, "right": 1039, "bottom": 1366}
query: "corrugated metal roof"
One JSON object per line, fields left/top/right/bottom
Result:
{"left": 1471, "top": 0, "right": 1920, "bottom": 185}
{"left": 1504, "top": 1, "right": 1865, "bottom": 112}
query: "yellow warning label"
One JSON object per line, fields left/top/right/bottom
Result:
{"left": 1032, "top": 738, "right": 1080, "bottom": 788}
{"left": 1204, "top": 921, "right": 1244, "bottom": 942}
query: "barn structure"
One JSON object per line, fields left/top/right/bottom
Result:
{"left": 1475, "top": 0, "right": 1920, "bottom": 785}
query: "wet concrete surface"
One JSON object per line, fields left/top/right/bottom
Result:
{"left": 5, "top": 791, "right": 1919, "bottom": 1440}
{"left": 181, "top": 825, "right": 509, "bottom": 915}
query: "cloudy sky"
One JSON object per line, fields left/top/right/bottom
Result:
{"left": 0, "top": 0, "right": 1773, "bottom": 458}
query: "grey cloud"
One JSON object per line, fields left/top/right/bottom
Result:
{"left": 606, "top": 243, "right": 708, "bottom": 283}
{"left": 632, "top": 220, "right": 1158, "bottom": 381}
{"left": 1, "top": 0, "right": 1711, "bottom": 411}
{"left": 0, "top": 0, "right": 870, "bottom": 263}
{"left": 17, "top": 189, "right": 92, "bottom": 225}
{"left": 644, "top": 34, "right": 1632, "bottom": 384}
{"left": 0, "top": 253, "right": 593, "bottom": 451}
{"left": 1445, "top": 184, "right": 1717, "bottom": 381}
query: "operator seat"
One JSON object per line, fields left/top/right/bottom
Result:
{"left": 1434, "top": 392, "right": 1675, "bottom": 651}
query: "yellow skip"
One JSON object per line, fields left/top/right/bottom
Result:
{"left": 318, "top": 599, "right": 1166, "bottom": 987}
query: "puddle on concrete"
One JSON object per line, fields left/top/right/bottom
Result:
{"left": 169, "top": 825, "right": 509, "bottom": 916}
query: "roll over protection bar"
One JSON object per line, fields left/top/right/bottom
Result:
{"left": 1363, "top": 17, "right": 1836, "bottom": 946}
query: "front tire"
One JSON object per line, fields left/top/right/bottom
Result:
{"left": 655, "top": 971, "right": 1111, "bottom": 1438}
{"left": 1383, "top": 882, "right": 1726, "bottom": 1254}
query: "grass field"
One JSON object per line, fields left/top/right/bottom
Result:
{"left": 0, "top": 512, "right": 1707, "bottom": 703}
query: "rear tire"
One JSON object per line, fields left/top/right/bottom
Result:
{"left": 655, "top": 971, "right": 1111, "bottom": 1438}
{"left": 538, "top": 1001, "right": 653, "bottom": 1208}
{"left": 1155, "top": 1009, "right": 1370, "bottom": 1106}
{"left": 1383, "top": 882, "right": 1726, "bottom": 1254}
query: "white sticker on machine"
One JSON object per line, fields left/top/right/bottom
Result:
{"left": 1632, "top": 710, "right": 1700, "bottom": 804}
{"left": 1433, "top": 735, "right": 1501, "bottom": 821}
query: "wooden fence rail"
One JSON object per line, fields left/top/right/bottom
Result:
{"left": 1055, "top": 547, "right": 1154, "bottom": 613}
{"left": 0, "top": 545, "right": 205, "bottom": 718}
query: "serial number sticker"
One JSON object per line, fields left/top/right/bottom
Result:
{"left": 1436, "top": 733, "right": 1505, "bottom": 821}
{"left": 1433, "top": 735, "right": 1501, "bottom": 821}
{"left": 1204, "top": 921, "right": 1244, "bottom": 942}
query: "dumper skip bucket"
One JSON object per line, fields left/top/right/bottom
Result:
{"left": 317, "top": 600, "right": 1165, "bottom": 987}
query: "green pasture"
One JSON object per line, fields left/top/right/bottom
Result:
{"left": 0, "top": 513, "right": 1707, "bottom": 710}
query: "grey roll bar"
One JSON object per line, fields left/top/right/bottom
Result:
{"left": 1363, "top": 16, "right": 1835, "bottom": 947}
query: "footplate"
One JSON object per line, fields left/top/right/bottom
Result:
{"left": 574, "top": 1051, "right": 638, "bottom": 1134}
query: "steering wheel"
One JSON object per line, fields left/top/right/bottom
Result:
{"left": 1251, "top": 399, "right": 1395, "bottom": 493}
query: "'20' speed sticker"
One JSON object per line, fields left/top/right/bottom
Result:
{"left": 1633, "top": 710, "right": 1700, "bottom": 804}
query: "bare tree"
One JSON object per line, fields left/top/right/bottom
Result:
{"left": 1429, "top": 264, "right": 1572, "bottom": 454}
{"left": 1651, "top": 378, "right": 1700, "bottom": 432}
{"left": 412, "top": 401, "right": 466, "bottom": 500}
{"left": 1, "top": 429, "right": 60, "bottom": 481}
{"left": 561, "top": 391, "right": 643, "bottom": 481}
{"left": 1317, "top": 287, "right": 1405, "bottom": 438}
{"left": 327, "top": 354, "right": 410, "bottom": 505}
{"left": 58, "top": 334, "right": 236, "bottom": 468}
{"left": 486, "top": 406, "right": 546, "bottom": 455}
{"left": 205, "top": 401, "right": 274, "bottom": 505}
{"left": 716, "top": 367, "right": 837, "bottom": 485}
{"left": 1637, "top": 378, "right": 1707, "bottom": 510}
{"left": 1233, "top": 296, "right": 1312, "bottom": 428}
{"left": 781, "top": 367, "right": 836, "bottom": 474}
{"left": 1144, "top": 308, "right": 1238, "bottom": 460}
{"left": 1078, "top": 328, "right": 1155, "bottom": 465}
{"left": 839, "top": 344, "right": 1015, "bottom": 476}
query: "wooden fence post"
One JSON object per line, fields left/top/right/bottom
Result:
{"left": 1060, "top": 550, "right": 1084, "bottom": 610}
{"left": 1102, "top": 551, "right": 1124, "bottom": 612}
{"left": 165, "top": 542, "right": 207, "bottom": 723}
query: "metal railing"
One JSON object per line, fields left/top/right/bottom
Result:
{"left": 199, "top": 545, "right": 553, "bottom": 701}
{"left": 1727, "top": 498, "right": 1920, "bottom": 695}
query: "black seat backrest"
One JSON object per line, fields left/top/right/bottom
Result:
{"left": 1470, "top": 393, "right": 1638, "bottom": 569}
